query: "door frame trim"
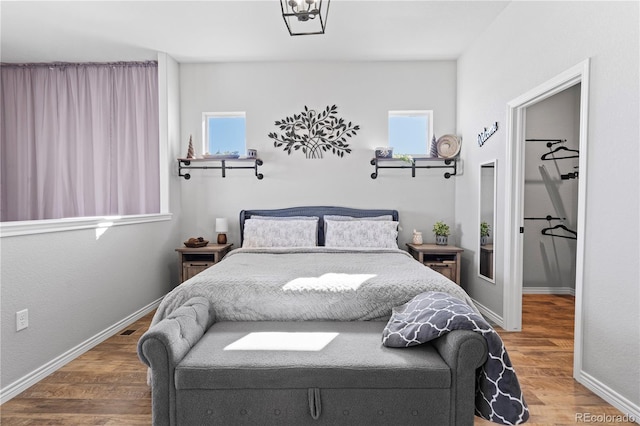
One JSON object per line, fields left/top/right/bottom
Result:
{"left": 503, "top": 59, "right": 590, "bottom": 378}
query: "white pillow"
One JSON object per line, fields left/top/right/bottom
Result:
{"left": 242, "top": 218, "right": 318, "bottom": 248}
{"left": 324, "top": 219, "right": 398, "bottom": 248}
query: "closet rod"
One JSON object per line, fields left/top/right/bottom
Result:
{"left": 524, "top": 215, "right": 565, "bottom": 221}
{"left": 525, "top": 138, "right": 567, "bottom": 148}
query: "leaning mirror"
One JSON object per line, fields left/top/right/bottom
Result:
{"left": 479, "top": 160, "right": 496, "bottom": 282}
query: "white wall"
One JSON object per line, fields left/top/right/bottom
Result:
{"left": 456, "top": 0, "right": 639, "bottom": 413}
{"left": 0, "top": 222, "right": 175, "bottom": 395}
{"left": 523, "top": 85, "right": 580, "bottom": 292}
{"left": 0, "top": 53, "right": 183, "bottom": 400}
{"left": 178, "top": 61, "right": 459, "bottom": 248}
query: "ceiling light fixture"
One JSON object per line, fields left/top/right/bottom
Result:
{"left": 280, "top": 0, "right": 330, "bottom": 36}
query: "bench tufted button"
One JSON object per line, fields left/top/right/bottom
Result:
{"left": 240, "top": 409, "right": 247, "bottom": 415}
{"left": 412, "top": 410, "right": 419, "bottom": 416}
{"left": 274, "top": 409, "right": 281, "bottom": 416}
{"left": 343, "top": 409, "right": 349, "bottom": 416}
{"left": 377, "top": 409, "right": 384, "bottom": 416}
{"left": 206, "top": 409, "right": 213, "bottom": 416}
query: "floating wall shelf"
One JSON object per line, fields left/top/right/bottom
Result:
{"left": 178, "top": 158, "right": 264, "bottom": 180}
{"left": 370, "top": 157, "right": 458, "bottom": 179}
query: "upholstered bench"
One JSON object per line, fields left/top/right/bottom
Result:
{"left": 140, "top": 303, "right": 487, "bottom": 426}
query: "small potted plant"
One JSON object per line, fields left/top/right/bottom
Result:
{"left": 432, "top": 221, "right": 450, "bottom": 245}
{"left": 480, "top": 221, "right": 491, "bottom": 246}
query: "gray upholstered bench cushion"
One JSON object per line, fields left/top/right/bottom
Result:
{"left": 174, "top": 321, "right": 454, "bottom": 425}
{"left": 175, "top": 321, "right": 451, "bottom": 391}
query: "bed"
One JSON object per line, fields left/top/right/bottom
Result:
{"left": 138, "top": 206, "right": 527, "bottom": 425}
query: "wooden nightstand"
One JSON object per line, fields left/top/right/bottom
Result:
{"left": 175, "top": 243, "right": 233, "bottom": 283}
{"left": 406, "top": 243, "right": 464, "bottom": 285}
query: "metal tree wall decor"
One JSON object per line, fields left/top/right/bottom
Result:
{"left": 268, "top": 105, "right": 360, "bottom": 159}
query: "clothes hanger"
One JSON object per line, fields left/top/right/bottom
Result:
{"left": 541, "top": 223, "right": 577, "bottom": 240}
{"left": 540, "top": 146, "right": 580, "bottom": 160}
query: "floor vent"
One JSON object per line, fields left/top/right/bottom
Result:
{"left": 120, "top": 329, "right": 136, "bottom": 335}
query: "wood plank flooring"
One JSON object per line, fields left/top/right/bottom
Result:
{"left": 475, "top": 294, "right": 635, "bottom": 426}
{"left": 1, "top": 313, "right": 153, "bottom": 425}
{"left": 1, "top": 295, "right": 634, "bottom": 425}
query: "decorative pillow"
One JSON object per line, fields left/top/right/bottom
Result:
{"left": 251, "top": 215, "right": 319, "bottom": 221}
{"left": 382, "top": 291, "right": 530, "bottom": 425}
{"left": 323, "top": 214, "right": 393, "bottom": 222}
{"left": 383, "top": 291, "right": 485, "bottom": 347}
{"left": 242, "top": 218, "right": 318, "bottom": 248}
{"left": 324, "top": 219, "right": 398, "bottom": 248}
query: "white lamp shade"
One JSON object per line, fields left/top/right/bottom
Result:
{"left": 215, "top": 218, "right": 229, "bottom": 233}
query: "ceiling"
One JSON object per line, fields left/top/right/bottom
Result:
{"left": 1, "top": 1, "right": 510, "bottom": 63}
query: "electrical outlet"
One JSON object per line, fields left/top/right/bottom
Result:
{"left": 16, "top": 309, "right": 28, "bottom": 331}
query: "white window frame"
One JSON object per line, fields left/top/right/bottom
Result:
{"left": 388, "top": 110, "right": 434, "bottom": 157}
{"left": 202, "top": 111, "right": 247, "bottom": 155}
{"left": 0, "top": 214, "right": 172, "bottom": 238}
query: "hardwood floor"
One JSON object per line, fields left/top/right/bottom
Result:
{"left": 475, "top": 295, "right": 635, "bottom": 426}
{"left": 1, "top": 313, "right": 153, "bottom": 425}
{"left": 1, "top": 295, "right": 634, "bottom": 425}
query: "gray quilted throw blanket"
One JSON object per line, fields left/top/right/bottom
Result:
{"left": 382, "top": 291, "right": 529, "bottom": 425}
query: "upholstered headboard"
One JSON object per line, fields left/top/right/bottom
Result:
{"left": 239, "top": 206, "right": 399, "bottom": 246}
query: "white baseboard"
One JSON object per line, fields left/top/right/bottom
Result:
{"left": 471, "top": 297, "right": 504, "bottom": 328}
{"left": 0, "top": 297, "right": 162, "bottom": 405}
{"left": 522, "top": 286, "right": 576, "bottom": 296}
{"left": 577, "top": 371, "right": 640, "bottom": 424}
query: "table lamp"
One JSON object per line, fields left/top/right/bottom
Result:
{"left": 215, "top": 218, "right": 228, "bottom": 244}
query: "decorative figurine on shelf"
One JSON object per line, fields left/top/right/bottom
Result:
{"left": 186, "top": 135, "right": 195, "bottom": 159}
{"left": 375, "top": 147, "right": 393, "bottom": 158}
{"left": 429, "top": 135, "right": 439, "bottom": 158}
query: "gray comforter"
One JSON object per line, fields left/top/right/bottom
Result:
{"left": 152, "top": 247, "right": 478, "bottom": 325}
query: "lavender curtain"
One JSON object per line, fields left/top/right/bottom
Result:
{"left": 0, "top": 62, "right": 159, "bottom": 222}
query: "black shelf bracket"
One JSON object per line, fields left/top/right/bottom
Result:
{"left": 370, "top": 157, "right": 458, "bottom": 179}
{"left": 178, "top": 158, "right": 264, "bottom": 180}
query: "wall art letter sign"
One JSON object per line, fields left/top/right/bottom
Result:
{"left": 478, "top": 122, "right": 498, "bottom": 147}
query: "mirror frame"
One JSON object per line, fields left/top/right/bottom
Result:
{"left": 478, "top": 159, "right": 497, "bottom": 283}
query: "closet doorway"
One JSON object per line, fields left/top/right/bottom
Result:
{"left": 523, "top": 84, "right": 580, "bottom": 297}
{"left": 503, "top": 60, "right": 590, "bottom": 379}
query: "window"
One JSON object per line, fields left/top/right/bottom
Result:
{"left": 203, "top": 112, "right": 246, "bottom": 155}
{"left": 388, "top": 110, "right": 433, "bottom": 156}
{"left": 0, "top": 61, "right": 160, "bottom": 223}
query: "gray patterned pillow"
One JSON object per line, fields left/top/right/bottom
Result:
{"left": 242, "top": 218, "right": 318, "bottom": 248}
{"left": 252, "top": 215, "right": 319, "bottom": 221}
{"left": 383, "top": 291, "right": 529, "bottom": 425}
{"left": 323, "top": 214, "right": 392, "bottom": 222}
{"left": 324, "top": 219, "right": 398, "bottom": 248}
{"left": 382, "top": 291, "right": 483, "bottom": 346}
